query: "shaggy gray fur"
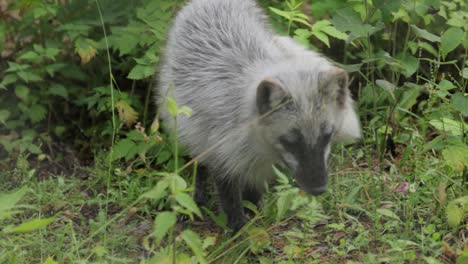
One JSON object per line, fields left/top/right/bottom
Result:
{"left": 156, "top": 0, "right": 360, "bottom": 228}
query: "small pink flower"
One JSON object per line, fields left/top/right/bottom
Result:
{"left": 394, "top": 182, "right": 409, "bottom": 195}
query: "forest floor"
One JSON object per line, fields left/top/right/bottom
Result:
{"left": 1, "top": 138, "right": 466, "bottom": 264}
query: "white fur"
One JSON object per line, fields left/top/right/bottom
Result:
{"left": 156, "top": 0, "right": 360, "bottom": 189}
{"left": 335, "top": 99, "right": 361, "bottom": 143}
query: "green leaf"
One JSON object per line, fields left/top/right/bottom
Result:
{"left": 17, "top": 71, "right": 43, "bottom": 83}
{"left": 291, "top": 12, "right": 309, "bottom": 21}
{"left": 141, "top": 179, "right": 169, "bottom": 203}
{"left": 54, "top": 126, "right": 66, "bottom": 136}
{"left": 202, "top": 236, "right": 216, "bottom": 250}
{"left": 5, "top": 217, "right": 55, "bottom": 233}
{"left": 273, "top": 166, "right": 290, "bottom": 185}
{"left": 181, "top": 229, "right": 207, "bottom": 264}
{"left": 451, "top": 92, "right": 468, "bottom": 116}
{"left": 202, "top": 208, "right": 228, "bottom": 230}
{"left": 457, "top": 248, "right": 468, "bottom": 264}
{"left": 49, "top": 84, "right": 68, "bottom": 99}
{"left": 127, "top": 64, "right": 155, "bottom": 80}
{"left": 340, "top": 63, "right": 363, "bottom": 73}
{"left": 153, "top": 211, "right": 177, "bottom": 244}
{"left": 397, "top": 55, "right": 419, "bottom": 77}
{"left": 45, "top": 63, "right": 67, "bottom": 77}
{"left": 447, "top": 12, "right": 466, "bottom": 28}
{"left": 291, "top": 17, "right": 313, "bottom": 28}
{"left": 6, "top": 62, "right": 30, "bottom": 73}
{"left": 417, "top": 41, "right": 438, "bottom": 57}
{"left": 0, "top": 23, "right": 5, "bottom": 51}
{"left": 247, "top": 226, "right": 271, "bottom": 254}
{"left": 136, "top": 1, "right": 174, "bottom": 31}
{"left": 311, "top": 20, "right": 332, "bottom": 31}
{"left": 374, "top": 0, "right": 402, "bottom": 22}
{"left": 0, "top": 74, "right": 17, "bottom": 89}
{"left": 134, "top": 54, "right": 159, "bottom": 65}
{"left": 332, "top": 9, "right": 384, "bottom": 40}
{"left": 43, "top": 257, "right": 58, "bottom": 264}
{"left": 310, "top": 0, "right": 346, "bottom": 17}
{"left": 0, "top": 210, "right": 23, "bottom": 221}
{"left": 75, "top": 38, "right": 97, "bottom": 64}
{"left": 269, "top": 7, "right": 293, "bottom": 20}
{"left": 156, "top": 150, "right": 172, "bottom": 165}
{"left": 27, "top": 143, "right": 42, "bottom": 154}
{"left": 166, "top": 97, "right": 178, "bottom": 117}
{"left": 276, "top": 191, "right": 294, "bottom": 221}
{"left": 312, "top": 20, "right": 348, "bottom": 40}
{"left": 398, "top": 83, "right": 421, "bottom": 111}
{"left": 126, "top": 131, "right": 145, "bottom": 141}
{"left": 376, "top": 208, "right": 401, "bottom": 221}
{"left": 320, "top": 26, "right": 347, "bottom": 40}
{"left": 446, "top": 196, "right": 468, "bottom": 228}
{"left": 312, "top": 31, "right": 330, "bottom": 47}
{"left": 34, "top": 45, "right": 60, "bottom": 61}
{"left": 56, "top": 23, "right": 91, "bottom": 38}
{"left": 410, "top": 25, "right": 440, "bottom": 42}
{"left": 0, "top": 109, "right": 10, "bottom": 125}
{"left": 442, "top": 144, "right": 468, "bottom": 172}
{"left": 178, "top": 106, "right": 193, "bottom": 116}
{"left": 33, "top": 6, "right": 50, "bottom": 19}
{"left": 0, "top": 187, "right": 27, "bottom": 213}
{"left": 18, "top": 51, "right": 40, "bottom": 62}
{"left": 112, "top": 139, "right": 136, "bottom": 161}
{"left": 430, "top": 118, "right": 467, "bottom": 136}
{"left": 174, "top": 192, "right": 202, "bottom": 218}
{"left": 376, "top": 79, "right": 396, "bottom": 99}
{"left": 463, "top": 68, "right": 468, "bottom": 79}
{"left": 169, "top": 173, "right": 188, "bottom": 191}
{"left": 28, "top": 104, "right": 47, "bottom": 123}
{"left": 14, "top": 85, "right": 29, "bottom": 101}
{"left": 439, "top": 80, "right": 456, "bottom": 91}
{"left": 440, "top": 28, "right": 464, "bottom": 59}
{"left": 107, "top": 23, "right": 143, "bottom": 56}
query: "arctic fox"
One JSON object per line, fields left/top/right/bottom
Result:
{"left": 157, "top": 0, "right": 361, "bottom": 230}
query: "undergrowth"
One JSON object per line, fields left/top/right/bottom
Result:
{"left": 0, "top": 0, "right": 466, "bottom": 263}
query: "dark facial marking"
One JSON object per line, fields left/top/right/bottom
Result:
{"left": 279, "top": 126, "right": 333, "bottom": 195}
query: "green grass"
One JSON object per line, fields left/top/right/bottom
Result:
{"left": 0, "top": 138, "right": 465, "bottom": 263}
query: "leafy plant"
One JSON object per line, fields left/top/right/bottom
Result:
{"left": 0, "top": 0, "right": 467, "bottom": 262}
{"left": 446, "top": 195, "right": 468, "bottom": 228}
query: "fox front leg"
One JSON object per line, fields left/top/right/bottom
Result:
{"left": 194, "top": 165, "right": 210, "bottom": 207}
{"left": 215, "top": 176, "right": 248, "bottom": 231}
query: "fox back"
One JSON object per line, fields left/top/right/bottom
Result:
{"left": 157, "top": 0, "right": 361, "bottom": 229}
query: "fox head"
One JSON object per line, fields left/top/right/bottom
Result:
{"left": 254, "top": 61, "right": 361, "bottom": 195}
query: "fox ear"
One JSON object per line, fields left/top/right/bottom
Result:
{"left": 320, "top": 67, "right": 361, "bottom": 143}
{"left": 319, "top": 67, "right": 349, "bottom": 107}
{"left": 328, "top": 69, "right": 361, "bottom": 143}
{"left": 335, "top": 103, "right": 361, "bottom": 143}
{"left": 256, "top": 78, "right": 287, "bottom": 115}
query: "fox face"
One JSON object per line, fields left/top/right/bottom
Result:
{"left": 255, "top": 64, "right": 361, "bottom": 195}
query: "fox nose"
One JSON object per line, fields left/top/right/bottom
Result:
{"left": 307, "top": 185, "right": 327, "bottom": 195}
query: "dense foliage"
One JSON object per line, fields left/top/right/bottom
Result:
{"left": 0, "top": 0, "right": 466, "bottom": 263}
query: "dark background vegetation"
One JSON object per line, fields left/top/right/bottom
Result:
{"left": 0, "top": 0, "right": 466, "bottom": 263}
